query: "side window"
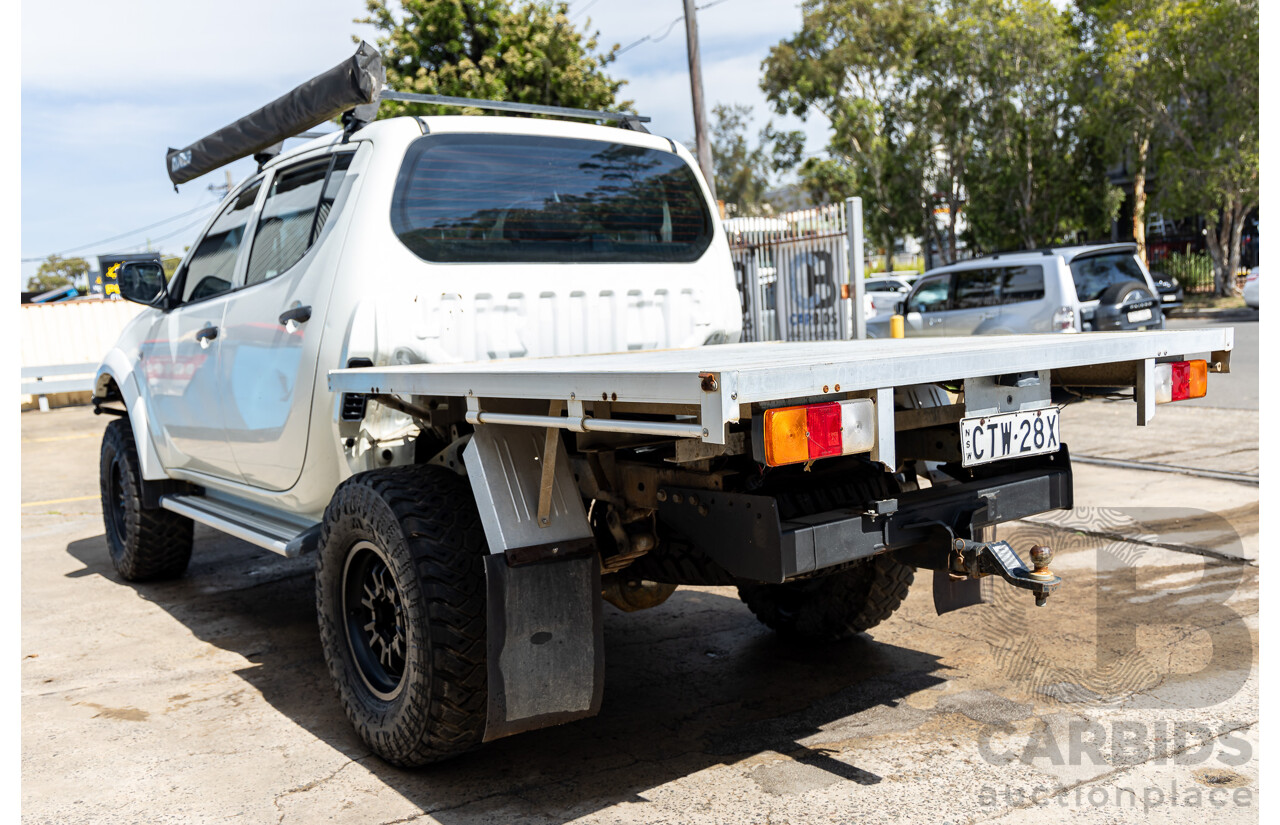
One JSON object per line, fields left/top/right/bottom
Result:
{"left": 245, "top": 158, "right": 330, "bottom": 286}
{"left": 311, "top": 152, "right": 354, "bottom": 241}
{"left": 954, "top": 269, "right": 1001, "bottom": 309}
{"left": 179, "top": 181, "right": 261, "bottom": 304}
{"left": 1000, "top": 265, "right": 1046, "bottom": 304}
{"left": 906, "top": 275, "right": 951, "bottom": 313}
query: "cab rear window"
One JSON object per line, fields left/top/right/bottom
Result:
{"left": 390, "top": 134, "right": 713, "bottom": 264}
{"left": 1070, "top": 252, "right": 1146, "bottom": 302}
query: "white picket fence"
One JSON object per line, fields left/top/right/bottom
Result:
{"left": 20, "top": 299, "right": 145, "bottom": 406}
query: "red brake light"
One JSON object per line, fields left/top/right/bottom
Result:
{"left": 805, "top": 403, "right": 843, "bottom": 458}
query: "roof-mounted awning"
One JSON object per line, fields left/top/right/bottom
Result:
{"left": 165, "top": 42, "right": 384, "bottom": 185}
{"left": 164, "top": 43, "right": 650, "bottom": 186}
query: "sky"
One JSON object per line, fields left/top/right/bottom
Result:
{"left": 19, "top": 0, "right": 831, "bottom": 287}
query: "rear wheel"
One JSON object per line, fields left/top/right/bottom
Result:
{"left": 736, "top": 463, "right": 914, "bottom": 640}
{"left": 99, "top": 418, "right": 193, "bottom": 581}
{"left": 315, "top": 465, "right": 489, "bottom": 766}
{"left": 737, "top": 554, "right": 914, "bottom": 641}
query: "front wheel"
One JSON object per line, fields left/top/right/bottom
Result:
{"left": 99, "top": 418, "right": 193, "bottom": 581}
{"left": 315, "top": 465, "right": 489, "bottom": 766}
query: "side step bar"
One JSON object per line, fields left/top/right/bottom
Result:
{"left": 160, "top": 494, "right": 320, "bottom": 558}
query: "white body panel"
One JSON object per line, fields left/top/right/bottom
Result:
{"left": 96, "top": 115, "right": 741, "bottom": 521}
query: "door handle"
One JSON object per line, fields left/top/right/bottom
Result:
{"left": 279, "top": 305, "right": 312, "bottom": 326}
{"left": 196, "top": 326, "right": 218, "bottom": 348}
{"left": 927, "top": 317, "right": 943, "bottom": 326}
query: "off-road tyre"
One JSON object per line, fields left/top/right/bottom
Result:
{"left": 737, "top": 554, "right": 914, "bottom": 641}
{"left": 315, "top": 465, "right": 489, "bottom": 767}
{"left": 99, "top": 418, "right": 193, "bottom": 581}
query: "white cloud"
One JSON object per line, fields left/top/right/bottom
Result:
{"left": 20, "top": 0, "right": 829, "bottom": 282}
{"left": 23, "top": 0, "right": 377, "bottom": 95}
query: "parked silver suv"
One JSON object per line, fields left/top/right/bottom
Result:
{"left": 867, "top": 243, "right": 1163, "bottom": 337}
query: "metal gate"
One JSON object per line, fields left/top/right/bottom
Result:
{"left": 727, "top": 203, "right": 856, "bottom": 342}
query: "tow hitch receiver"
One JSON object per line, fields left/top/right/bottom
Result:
{"left": 953, "top": 539, "right": 1061, "bottom": 607}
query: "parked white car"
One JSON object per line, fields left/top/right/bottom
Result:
{"left": 1243, "top": 267, "right": 1259, "bottom": 308}
{"left": 864, "top": 274, "right": 917, "bottom": 314}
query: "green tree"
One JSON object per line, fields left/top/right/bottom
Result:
{"left": 1077, "top": 0, "right": 1174, "bottom": 267}
{"left": 1149, "top": 0, "right": 1258, "bottom": 295}
{"left": 359, "top": 0, "right": 630, "bottom": 118}
{"left": 959, "top": 0, "right": 1113, "bottom": 251}
{"left": 28, "top": 254, "right": 88, "bottom": 293}
{"left": 709, "top": 103, "right": 804, "bottom": 217}
{"left": 762, "top": 0, "right": 926, "bottom": 271}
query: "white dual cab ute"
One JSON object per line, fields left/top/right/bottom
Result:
{"left": 95, "top": 44, "right": 1233, "bottom": 766}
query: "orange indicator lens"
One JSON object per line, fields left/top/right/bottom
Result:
{"left": 1188, "top": 359, "right": 1207, "bottom": 398}
{"left": 763, "top": 406, "right": 810, "bottom": 466}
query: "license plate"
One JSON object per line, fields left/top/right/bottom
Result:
{"left": 1128, "top": 308, "right": 1153, "bottom": 322}
{"left": 1162, "top": 294, "right": 1176, "bottom": 302}
{"left": 961, "top": 408, "right": 1061, "bottom": 467}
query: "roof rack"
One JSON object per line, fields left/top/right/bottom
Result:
{"left": 165, "top": 42, "right": 650, "bottom": 187}
{"left": 381, "top": 90, "right": 649, "bottom": 130}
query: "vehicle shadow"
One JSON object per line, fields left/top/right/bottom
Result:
{"left": 66, "top": 530, "right": 946, "bottom": 822}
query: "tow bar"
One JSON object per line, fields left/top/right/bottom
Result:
{"left": 952, "top": 539, "right": 1061, "bottom": 607}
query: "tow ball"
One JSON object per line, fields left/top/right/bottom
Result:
{"left": 952, "top": 539, "right": 1061, "bottom": 607}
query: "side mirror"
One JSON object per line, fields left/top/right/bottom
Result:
{"left": 112, "top": 261, "right": 168, "bottom": 307}
{"left": 894, "top": 300, "right": 906, "bottom": 316}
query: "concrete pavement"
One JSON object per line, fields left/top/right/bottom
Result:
{"left": 21, "top": 401, "right": 1258, "bottom": 824}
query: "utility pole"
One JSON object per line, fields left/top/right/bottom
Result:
{"left": 683, "top": 0, "right": 717, "bottom": 202}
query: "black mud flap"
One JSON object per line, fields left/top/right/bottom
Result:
{"left": 482, "top": 554, "right": 604, "bottom": 742}
{"left": 933, "top": 571, "right": 993, "bottom": 615}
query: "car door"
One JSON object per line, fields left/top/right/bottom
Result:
{"left": 140, "top": 179, "right": 263, "bottom": 479}
{"left": 901, "top": 273, "right": 952, "bottom": 336}
{"left": 948, "top": 267, "right": 1002, "bottom": 335}
{"left": 996, "top": 264, "right": 1049, "bottom": 332}
{"left": 218, "top": 151, "right": 355, "bottom": 491}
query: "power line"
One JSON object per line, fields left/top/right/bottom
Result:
{"left": 571, "top": 0, "right": 602, "bottom": 22}
{"left": 21, "top": 199, "right": 217, "bottom": 262}
{"left": 110, "top": 209, "right": 218, "bottom": 254}
{"left": 613, "top": 0, "right": 736, "bottom": 59}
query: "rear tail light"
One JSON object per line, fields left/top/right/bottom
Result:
{"left": 1052, "top": 306, "right": 1075, "bottom": 331}
{"left": 1154, "top": 360, "right": 1207, "bottom": 403}
{"left": 762, "top": 399, "right": 876, "bottom": 466}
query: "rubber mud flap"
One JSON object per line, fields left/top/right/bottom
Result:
{"left": 483, "top": 554, "right": 604, "bottom": 741}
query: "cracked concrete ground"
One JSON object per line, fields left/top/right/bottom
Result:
{"left": 21, "top": 397, "right": 1258, "bottom": 824}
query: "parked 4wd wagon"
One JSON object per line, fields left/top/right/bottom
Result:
{"left": 867, "top": 243, "right": 1164, "bottom": 337}
{"left": 93, "top": 46, "right": 1232, "bottom": 767}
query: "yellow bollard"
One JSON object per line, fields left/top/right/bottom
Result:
{"left": 890, "top": 314, "right": 905, "bottom": 338}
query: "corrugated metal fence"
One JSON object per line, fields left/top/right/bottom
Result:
{"left": 726, "top": 204, "right": 854, "bottom": 342}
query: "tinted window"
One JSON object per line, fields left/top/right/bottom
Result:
{"left": 907, "top": 275, "right": 951, "bottom": 313}
{"left": 1070, "top": 252, "right": 1146, "bottom": 302}
{"left": 1000, "top": 265, "right": 1045, "bottom": 303}
{"left": 180, "top": 182, "right": 260, "bottom": 303}
{"left": 312, "top": 153, "right": 354, "bottom": 241}
{"left": 391, "top": 134, "right": 713, "bottom": 263}
{"left": 953, "top": 269, "right": 1001, "bottom": 309}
